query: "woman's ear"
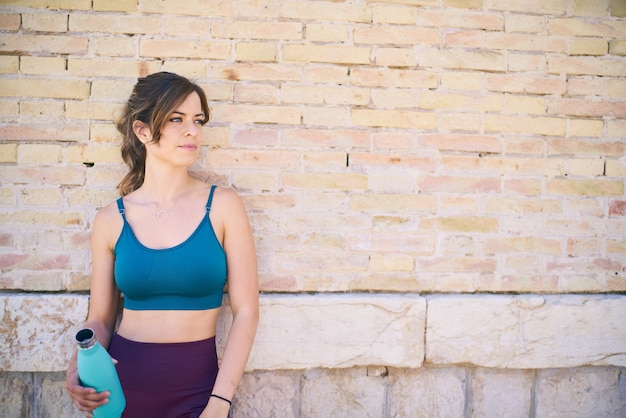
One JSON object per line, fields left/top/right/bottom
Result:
{"left": 132, "top": 120, "right": 152, "bottom": 144}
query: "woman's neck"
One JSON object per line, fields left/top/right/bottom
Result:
{"left": 140, "top": 171, "right": 193, "bottom": 204}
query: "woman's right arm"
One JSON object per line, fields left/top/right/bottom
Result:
{"left": 66, "top": 204, "right": 122, "bottom": 415}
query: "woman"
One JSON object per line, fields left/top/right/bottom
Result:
{"left": 66, "top": 72, "right": 259, "bottom": 418}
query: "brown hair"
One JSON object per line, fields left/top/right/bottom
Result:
{"left": 116, "top": 72, "right": 210, "bottom": 196}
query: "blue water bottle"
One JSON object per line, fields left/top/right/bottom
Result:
{"left": 75, "top": 328, "right": 126, "bottom": 418}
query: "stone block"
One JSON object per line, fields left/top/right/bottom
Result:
{"left": 219, "top": 294, "right": 426, "bottom": 371}
{"left": 470, "top": 368, "right": 533, "bottom": 417}
{"left": 0, "top": 372, "right": 32, "bottom": 418}
{"left": 0, "top": 295, "right": 88, "bottom": 372}
{"left": 426, "top": 295, "right": 626, "bottom": 368}
{"left": 233, "top": 370, "right": 300, "bottom": 418}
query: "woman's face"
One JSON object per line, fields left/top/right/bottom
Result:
{"left": 144, "top": 91, "right": 206, "bottom": 168}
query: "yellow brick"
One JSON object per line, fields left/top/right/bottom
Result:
{"left": 375, "top": 48, "right": 418, "bottom": 67}
{"left": 350, "top": 68, "right": 438, "bottom": 88}
{"left": 20, "top": 56, "right": 66, "bottom": 75}
{"left": 282, "top": 85, "right": 369, "bottom": 106}
{"left": 305, "top": 24, "right": 349, "bottom": 43}
{"left": 211, "top": 104, "right": 301, "bottom": 125}
{"left": 602, "top": 159, "right": 625, "bottom": 175}
{"left": 0, "top": 211, "right": 84, "bottom": 227}
{"left": 209, "top": 63, "right": 300, "bottom": 82}
{"left": 611, "top": 0, "right": 626, "bottom": 17}
{"left": 20, "top": 188, "right": 63, "bottom": 207}
{"left": 2, "top": 0, "right": 90, "bottom": 9}
{"left": 283, "top": 44, "right": 370, "bottom": 65}
{"left": 569, "top": 119, "right": 603, "bottom": 137}
{"left": 484, "top": 197, "right": 561, "bottom": 215}
{"left": 19, "top": 144, "right": 62, "bottom": 165}
{"left": 212, "top": 21, "right": 301, "bottom": 40}
{"left": 235, "top": 43, "right": 278, "bottom": 62}
{"left": 207, "top": 149, "right": 300, "bottom": 169}
{"left": 349, "top": 194, "right": 437, "bottom": 212}
{"left": 417, "top": 256, "right": 496, "bottom": 274}
{"left": 505, "top": 95, "right": 547, "bottom": 115}
{"left": 505, "top": 14, "right": 546, "bottom": 33}
{"left": 304, "top": 66, "right": 349, "bottom": 84}
{"left": 444, "top": 0, "right": 482, "bottom": 8}
{"left": 508, "top": 53, "right": 547, "bottom": 72}
{"left": 303, "top": 106, "right": 349, "bottom": 126}
{"left": 570, "top": 37, "right": 609, "bottom": 56}
{"left": 91, "top": 79, "right": 134, "bottom": 99}
{"left": 487, "top": 73, "right": 566, "bottom": 95}
{"left": 547, "top": 179, "right": 624, "bottom": 196}
{"left": 485, "top": 114, "right": 566, "bottom": 136}
{"left": 485, "top": 33, "right": 567, "bottom": 53}
{"left": 440, "top": 71, "right": 482, "bottom": 90}
{"left": 420, "top": 47, "right": 506, "bottom": 72}
{"left": 420, "top": 91, "right": 503, "bottom": 111}
{"left": 0, "top": 33, "right": 87, "bottom": 54}
{"left": 549, "top": 138, "right": 624, "bottom": 157}
{"left": 280, "top": 2, "right": 370, "bottom": 23}
{"left": 0, "top": 79, "right": 90, "bottom": 99}
{"left": 0, "top": 144, "right": 18, "bottom": 163}
{"left": 67, "top": 145, "right": 124, "bottom": 164}
{"left": 141, "top": 0, "right": 231, "bottom": 17}
{"left": 233, "top": 173, "right": 279, "bottom": 190}
{"left": 370, "top": 253, "right": 415, "bottom": 272}
{"left": 609, "top": 40, "right": 626, "bottom": 56}
{"left": 66, "top": 101, "right": 120, "bottom": 121}
{"left": 485, "top": 0, "right": 568, "bottom": 14}
{"left": 22, "top": 12, "right": 68, "bottom": 32}
{"left": 567, "top": 76, "right": 606, "bottom": 96}
{"left": 607, "top": 119, "right": 626, "bottom": 137}
{"left": 567, "top": 158, "right": 605, "bottom": 176}
{"left": 163, "top": 61, "right": 208, "bottom": 80}
{"left": 371, "top": 89, "right": 419, "bottom": 109}
{"left": 572, "top": 0, "right": 610, "bottom": 17}
{"left": 20, "top": 100, "right": 65, "bottom": 120}
{"left": 481, "top": 157, "right": 566, "bottom": 176}
{"left": 66, "top": 188, "right": 119, "bottom": 207}
{"left": 90, "top": 123, "right": 122, "bottom": 144}
{"left": 353, "top": 26, "right": 439, "bottom": 45}
{"left": 0, "top": 56, "right": 19, "bottom": 74}
{"left": 352, "top": 109, "right": 437, "bottom": 129}
{"left": 281, "top": 173, "right": 367, "bottom": 190}
{"left": 92, "top": 37, "right": 136, "bottom": 57}
{"left": 503, "top": 178, "right": 542, "bottom": 195}
{"left": 417, "top": 9, "right": 503, "bottom": 31}
{"left": 69, "top": 59, "right": 162, "bottom": 78}
{"left": 140, "top": 39, "right": 230, "bottom": 59}
{"left": 371, "top": 4, "right": 418, "bottom": 25}
{"left": 234, "top": 84, "right": 280, "bottom": 104}
{"left": 69, "top": 13, "right": 160, "bottom": 34}
{"left": 93, "top": 0, "right": 137, "bottom": 12}
{"left": 0, "top": 99, "right": 18, "bottom": 117}
{"left": 163, "top": 16, "right": 211, "bottom": 37}
{"left": 0, "top": 123, "right": 87, "bottom": 141}
{"left": 440, "top": 112, "right": 482, "bottom": 131}
{"left": 550, "top": 18, "right": 626, "bottom": 38}
{"left": 484, "top": 237, "right": 561, "bottom": 255}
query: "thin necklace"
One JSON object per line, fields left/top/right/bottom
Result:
{"left": 143, "top": 179, "right": 191, "bottom": 221}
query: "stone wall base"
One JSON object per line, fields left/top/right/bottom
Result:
{"left": 2, "top": 366, "right": 624, "bottom": 418}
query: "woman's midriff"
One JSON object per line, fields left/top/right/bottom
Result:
{"left": 115, "top": 308, "right": 220, "bottom": 343}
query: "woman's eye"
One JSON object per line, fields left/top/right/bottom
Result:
{"left": 169, "top": 117, "right": 182, "bottom": 123}
{"left": 194, "top": 119, "right": 205, "bottom": 125}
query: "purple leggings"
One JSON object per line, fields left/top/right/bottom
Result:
{"left": 108, "top": 333, "right": 218, "bottom": 418}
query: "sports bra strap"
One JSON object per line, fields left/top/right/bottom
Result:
{"left": 116, "top": 197, "right": 127, "bottom": 220}
{"left": 206, "top": 185, "right": 217, "bottom": 213}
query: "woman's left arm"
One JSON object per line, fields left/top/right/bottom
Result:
{"left": 202, "top": 188, "right": 259, "bottom": 418}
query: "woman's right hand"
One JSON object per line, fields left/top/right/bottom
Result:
{"left": 66, "top": 357, "right": 110, "bottom": 416}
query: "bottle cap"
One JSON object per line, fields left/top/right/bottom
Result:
{"left": 75, "top": 328, "right": 97, "bottom": 349}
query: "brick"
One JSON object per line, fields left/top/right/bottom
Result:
{"left": 485, "top": 114, "right": 566, "bottom": 136}
{"left": 283, "top": 129, "right": 369, "bottom": 149}
{"left": 572, "top": 0, "right": 611, "bottom": 17}
{"left": 66, "top": 145, "right": 123, "bottom": 164}
{"left": 302, "top": 106, "right": 350, "bottom": 126}
{"left": 350, "top": 67, "right": 437, "bottom": 88}
{"left": 422, "top": 216, "right": 499, "bottom": 233}
{"left": 354, "top": 26, "right": 439, "bottom": 45}
{"left": 90, "top": 79, "right": 139, "bottom": 100}
{"left": 484, "top": 237, "right": 561, "bottom": 255}
{"left": 283, "top": 44, "right": 370, "bottom": 65}
{"left": 2, "top": 0, "right": 90, "bottom": 9}
{"left": 549, "top": 97, "right": 626, "bottom": 118}
{"left": 20, "top": 188, "right": 63, "bottom": 207}
{"left": 0, "top": 79, "right": 89, "bottom": 100}
{"left": 507, "top": 53, "right": 547, "bottom": 72}
{"left": 0, "top": 14, "right": 20, "bottom": 31}
{"left": 304, "top": 23, "right": 349, "bottom": 43}
{"left": 0, "top": 210, "right": 84, "bottom": 227}
{"left": 140, "top": 39, "right": 230, "bottom": 59}
{"left": 570, "top": 37, "right": 609, "bottom": 55}
{"left": 372, "top": 132, "right": 414, "bottom": 150}
{"left": 212, "top": 21, "right": 301, "bottom": 40}
{"left": 351, "top": 109, "right": 437, "bottom": 129}
{"left": 548, "top": 139, "right": 626, "bottom": 157}
{"left": 417, "top": 256, "right": 497, "bottom": 273}
{"left": 282, "top": 85, "right": 369, "bottom": 106}
{"left": 444, "top": 30, "right": 484, "bottom": 48}
{"left": 0, "top": 34, "right": 87, "bottom": 54}
{"left": 68, "top": 59, "right": 161, "bottom": 78}
{"left": 0, "top": 56, "right": 18, "bottom": 74}
{"left": 0, "top": 167, "right": 85, "bottom": 186}
{"left": 568, "top": 119, "right": 604, "bottom": 137}
{"left": 417, "top": 10, "right": 503, "bottom": 30}
{"left": 607, "top": 119, "right": 626, "bottom": 136}
{"left": 487, "top": 73, "right": 566, "bottom": 95}
{"left": 371, "top": 89, "right": 419, "bottom": 109}
{"left": 65, "top": 101, "right": 120, "bottom": 121}
{"left": 611, "top": 0, "right": 626, "bottom": 17}
{"left": 0, "top": 123, "right": 88, "bottom": 142}
{"left": 503, "top": 178, "right": 543, "bottom": 195}
{"left": 234, "top": 84, "right": 280, "bottom": 104}
{"left": 281, "top": 173, "right": 367, "bottom": 190}
{"left": 349, "top": 194, "right": 437, "bottom": 212}
{"left": 211, "top": 103, "right": 300, "bottom": 125}
{"left": 0, "top": 144, "right": 18, "bottom": 163}
{"left": 161, "top": 16, "right": 211, "bottom": 37}
{"left": 370, "top": 253, "right": 415, "bottom": 272}
{"left": 547, "top": 179, "right": 624, "bottom": 196}
{"left": 505, "top": 95, "right": 547, "bottom": 115}
{"left": 444, "top": 0, "right": 482, "bottom": 8}
{"left": 18, "top": 144, "right": 62, "bottom": 165}
{"left": 22, "top": 12, "right": 67, "bottom": 32}
{"left": 420, "top": 91, "right": 503, "bottom": 111}
{"left": 235, "top": 42, "right": 277, "bottom": 62}
{"left": 486, "top": 33, "right": 567, "bottom": 53}
{"left": 444, "top": 112, "right": 482, "bottom": 132}
{"left": 304, "top": 65, "right": 349, "bottom": 84}
{"left": 606, "top": 159, "right": 626, "bottom": 176}
{"left": 567, "top": 158, "right": 604, "bottom": 176}
{"left": 484, "top": 0, "right": 568, "bottom": 14}
{"left": 375, "top": 48, "right": 418, "bottom": 67}
{"left": 609, "top": 39, "right": 626, "bottom": 56}
{"left": 207, "top": 149, "right": 300, "bottom": 169}
{"left": 141, "top": 0, "right": 232, "bottom": 17}
{"left": 209, "top": 63, "right": 300, "bottom": 82}
{"left": 567, "top": 76, "right": 606, "bottom": 96}
{"left": 549, "top": 18, "right": 626, "bottom": 38}
{"left": 482, "top": 157, "right": 566, "bottom": 176}
{"left": 368, "top": 171, "right": 419, "bottom": 193}
{"left": 485, "top": 198, "right": 561, "bottom": 215}
{"left": 20, "top": 56, "right": 66, "bottom": 75}
{"left": 420, "top": 48, "right": 507, "bottom": 72}
{"left": 92, "top": 37, "right": 136, "bottom": 57}
{"left": 280, "top": 2, "right": 370, "bottom": 23}
{"left": 548, "top": 56, "right": 626, "bottom": 76}
{"left": 371, "top": 4, "right": 418, "bottom": 24}
{"left": 505, "top": 14, "right": 546, "bottom": 33}
{"left": 440, "top": 71, "right": 482, "bottom": 90}
{"left": 163, "top": 61, "right": 207, "bottom": 80}
{"left": 418, "top": 175, "right": 500, "bottom": 193}
{"left": 93, "top": 0, "right": 136, "bottom": 12}
{"left": 567, "top": 238, "right": 602, "bottom": 256}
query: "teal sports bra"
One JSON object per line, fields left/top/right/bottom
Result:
{"left": 113, "top": 185, "right": 227, "bottom": 311}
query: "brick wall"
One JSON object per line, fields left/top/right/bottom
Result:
{"left": 0, "top": 0, "right": 625, "bottom": 417}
